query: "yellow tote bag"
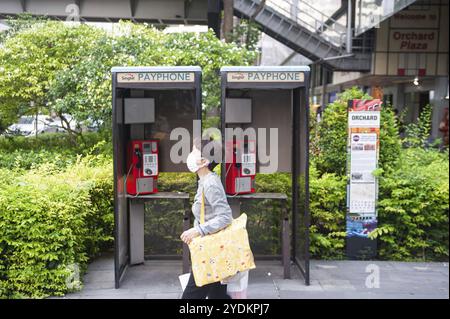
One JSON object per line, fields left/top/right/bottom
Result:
{"left": 188, "top": 190, "right": 256, "bottom": 287}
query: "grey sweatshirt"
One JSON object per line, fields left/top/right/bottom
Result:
{"left": 192, "top": 172, "right": 233, "bottom": 236}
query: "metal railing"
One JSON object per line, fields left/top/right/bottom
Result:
{"left": 262, "top": 0, "right": 349, "bottom": 48}
{"left": 235, "top": 0, "right": 376, "bottom": 69}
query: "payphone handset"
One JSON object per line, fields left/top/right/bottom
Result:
{"left": 225, "top": 139, "right": 256, "bottom": 195}
{"left": 126, "top": 140, "right": 159, "bottom": 195}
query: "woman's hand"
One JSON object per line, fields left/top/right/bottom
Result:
{"left": 180, "top": 228, "right": 200, "bottom": 244}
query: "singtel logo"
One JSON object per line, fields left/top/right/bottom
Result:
{"left": 231, "top": 73, "right": 245, "bottom": 80}
{"left": 120, "top": 73, "right": 136, "bottom": 81}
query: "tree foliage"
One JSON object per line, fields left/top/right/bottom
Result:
{"left": 0, "top": 20, "right": 257, "bottom": 134}
{"left": 0, "top": 21, "right": 107, "bottom": 134}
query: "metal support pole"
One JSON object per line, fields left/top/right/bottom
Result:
{"left": 207, "top": 0, "right": 221, "bottom": 38}
{"left": 183, "top": 198, "right": 191, "bottom": 274}
{"left": 321, "top": 65, "right": 327, "bottom": 110}
{"left": 346, "top": 0, "right": 353, "bottom": 54}
{"left": 282, "top": 202, "right": 291, "bottom": 279}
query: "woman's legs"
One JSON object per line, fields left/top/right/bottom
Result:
{"left": 181, "top": 273, "right": 231, "bottom": 299}
{"left": 207, "top": 282, "right": 230, "bottom": 299}
{"left": 181, "top": 273, "right": 209, "bottom": 299}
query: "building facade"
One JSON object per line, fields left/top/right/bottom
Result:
{"left": 312, "top": 0, "right": 448, "bottom": 139}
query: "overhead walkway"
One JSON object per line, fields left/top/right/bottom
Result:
{"left": 234, "top": 0, "right": 372, "bottom": 71}
{"left": 0, "top": 0, "right": 209, "bottom": 25}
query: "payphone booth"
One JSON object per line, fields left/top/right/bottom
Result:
{"left": 112, "top": 66, "right": 201, "bottom": 288}
{"left": 220, "top": 66, "right": 311, "bottom": 285}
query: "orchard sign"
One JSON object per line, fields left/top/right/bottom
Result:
{"left": 388, "top": 6, "right": 440, "bottom": 53}
{"left": 390, "top": 30, "right": 438, "bottom": 51}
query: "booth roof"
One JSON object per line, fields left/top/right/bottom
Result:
{"left": 111, "top": 66, "right": 202, "bottom": 72}
{"left": 220, "top": 66, "right": 310, "bottom": 72}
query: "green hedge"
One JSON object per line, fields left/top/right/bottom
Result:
{"left": 0, "top": 133, "right": 108, "bottom": 170}
{"left": 376, "top": 147, "right": 449, "bottom": 260}
{"left": 309, "top": 166, "right": 347, "bottom": 259}
{"left": 314, "top": 87, "right": 449, "bottom": 260}
{"left": 0, "top": 155, "right": 113, "bottom": 298}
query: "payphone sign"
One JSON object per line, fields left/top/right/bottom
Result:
{"left": 227, "top": 71, "right": 304, "bottom": 82}
{"left": 117, "top": 72, "right": 195, "bottom": 83}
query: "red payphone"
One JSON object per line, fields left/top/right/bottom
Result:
{"left": 225, "top": 139, "right": 256, "bottom": 195}
{"left": 126, "top": 140, "right": 159, "bottom": 195}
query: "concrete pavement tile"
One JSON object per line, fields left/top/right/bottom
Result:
{"left": 249, "top": 272, "right": 279, "bottom": 284}
{"left": 314, "top": 264, "right": 338, "bottom": 269}
{"left": 78, "top": 293, "right": 146, "bottom": 299}
{"left": 247, "top": 291, "right": 280, "bottom": 299}
{"left": 83, "top": 270, "right": 114, "bottom": 284}
{"left": 81, "top": 281, "right": 115, "bottom": 290}
{"left": 74, "top": 288, "right": 136, "bottom": 296}
{"left": 120, "top": 280, "right": 182, "bottom": 293}
{"left": 319, "top": 279, "right": 356, "bottom": 291}
{"left": 274, "top": 279, "right": 323, "bottom": 292}
{"left": 390, "top": 261, "right": 445, "bottom": 272}
{"left": 85, "top": 256, "right": 114, "bottom": 271}
{"left": 53, "top": 294, "right": 83, "bottom": 299}
{"left": 57, "top": 257, "right": 449, "bottom": 299}
{"left": 278, "top": 291, "right": 349, "bottom": 299}
{"left": 145, "top": 292, "right": 181, "bottom": 299}
{"left": 247, "top": 282, "right": 279, "bottom": 299}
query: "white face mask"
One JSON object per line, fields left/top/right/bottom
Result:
{"left": 186, "top": 149, "right": 209, "bottom": 173}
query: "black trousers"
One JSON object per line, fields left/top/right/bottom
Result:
{"left": 181, "top": 273, "right": 231, "bottom": 299}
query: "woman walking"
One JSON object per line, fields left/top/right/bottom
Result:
{"left": 180, "top": 141, "right": 233, "bottom": 299}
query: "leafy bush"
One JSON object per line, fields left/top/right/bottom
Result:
{"left": 313, "top": 87, "right": 448, "bottom": 261}
{"left": 0, "top": 155, "right": 113, "bottom": 298}
{"left": 402, "top": 104, "right": 437, "bottom": 148}
{"left": 375, "top": 148, "right": 449, "bottom": 260}
{"left": 0, "top": 133, "right": 109, "bottom": 170}
{"left": 309, "top": 166, "right": 347, "bottom": 259}
{"left": 316, "top": 87, "right": 401, "bottom": 176}
{"left": 0, "top": 132, "right": 104, "bottom": 153}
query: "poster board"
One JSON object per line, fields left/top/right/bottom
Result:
{"left": 346, "top": 99, "right": 382, "bottom": 259}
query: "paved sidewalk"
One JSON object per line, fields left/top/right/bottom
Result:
{"left": 59, "top": 253, "right": 449, "bottom": 299}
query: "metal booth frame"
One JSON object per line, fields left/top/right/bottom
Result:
{"left": 112, "top": 66, "right": 202, "bottom": 289}
{"left": 220, "top": 66, "right": 311, "bottom": 285}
